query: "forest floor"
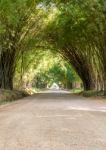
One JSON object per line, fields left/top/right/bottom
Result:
{"left": 0, "top": 90, "right": 106, "bottom": 150}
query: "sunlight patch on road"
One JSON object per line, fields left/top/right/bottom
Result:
{"left": 66, "top": 106, "right": 106, "bottom": 112}
{"left": 34, "top": 114, "right": 77, "bottom": 119}
{"left": 39, "top": 90, "right": 70, "bottom": 93}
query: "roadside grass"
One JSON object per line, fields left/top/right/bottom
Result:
{"left": 23, "top": 87, "right": 39, "bottom": 95}
{"left": 71, "top": 88, "right": 106, "bottom": 99}
{"left": 71, "top": 88, "right": 83, "bottom": 93}
{"left": 82, "top": 90, "right": 105, "bottom": 98}
{"left": 81, "top": 90, "right": 106, "bottom": 100}
{"left": 0, "top": 89, "right": 29, "bottom": 105}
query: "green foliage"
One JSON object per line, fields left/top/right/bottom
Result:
{"left": 0, "top": 0, "right": 48, "bottom": 89}
{"left": 32, "top": 51, "right": 80, "bottom": 89}
{"left": 43, "top": 0, "right": 106, "bottom": 93}
{"left": 0, "top": 0, "right": 105, "bottom": 95}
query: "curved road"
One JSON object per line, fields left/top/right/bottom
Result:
{"left": 0, "top": 90, "right": 106, "bottom": 150}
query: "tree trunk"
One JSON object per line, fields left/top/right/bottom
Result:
{"left": 70, "top": 61, "right": 96, "bottom": 91}
{"left": 82, "top": 77, "right": 95, "bottom": 91}
{"left": 0, "top": 50, "right": 16, "bottom": 90}
{"left": 62, "top": 46, "right": 96, "bottom": 91}
{"left": 103, "top": 73, "right": 106, "bottom": 95}
{"left": 103, "top": 58, "right": 106, "bottom": 95}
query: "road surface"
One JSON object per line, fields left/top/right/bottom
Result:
{"left": 0, "top": 90, "right": 106, "bottom": 150}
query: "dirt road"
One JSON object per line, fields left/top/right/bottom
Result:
{"left": 0, "top": 90, "right": 106, "bottom": 150}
